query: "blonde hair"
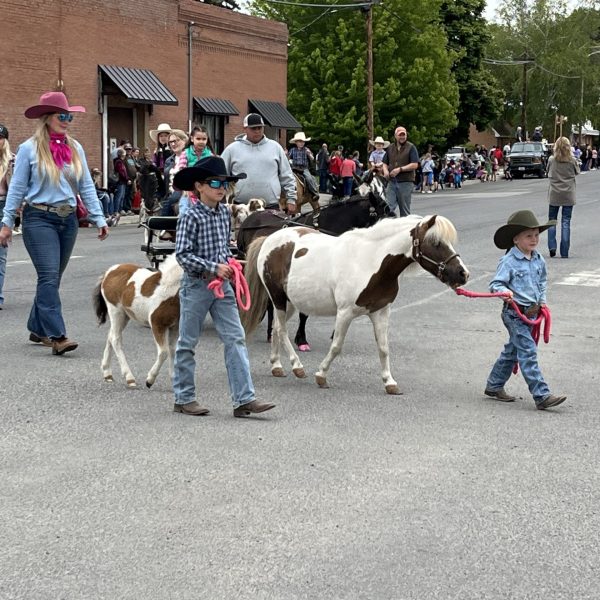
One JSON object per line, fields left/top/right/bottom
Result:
{"left": 553, "top": 137, "right": 572, "bottom": 162}
{"left": 33, "top": 115, "right": 83, "bottom": 185}
{"left": 0, "top": 138, "right": 11, "bottom": 182}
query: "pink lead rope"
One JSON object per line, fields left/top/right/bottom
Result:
{"left": 207, "top": 258, "right": 251, "bottom": 311}
{"left": 455, "top": 288, "right": 551, "bottom": 374}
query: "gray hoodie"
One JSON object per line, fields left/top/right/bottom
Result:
{"left": 221, "top": 134, "right": 296, "bottom": 205}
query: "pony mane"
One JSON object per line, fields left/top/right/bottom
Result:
{"left": 423, "top": 215, "right": 458, "bottom": 245}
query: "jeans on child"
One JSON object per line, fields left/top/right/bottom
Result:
{"left": 173, "top": 273, "right": 255, "bottom": 408}
{"left": 547, "top": 204, "right": 573, "bottom": 258}
{"left": 486, "top": 304, "right": 550, "bottom": 404}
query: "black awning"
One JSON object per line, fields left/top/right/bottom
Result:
{"left": 248, "top": 99, "right": 301, "bottom": 129}
{"left": 194, "top": 97, "right": 239, "bottom": 116}
{"left": 99, "top": 65, "right": 178, "bottom": 105}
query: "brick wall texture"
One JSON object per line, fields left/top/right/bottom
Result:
{"left": 0, "top": 0, "right": 291, "bottom": 168}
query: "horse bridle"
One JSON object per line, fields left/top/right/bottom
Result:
{"left": 411, "top": 226, "right": 460, "bottom": 278}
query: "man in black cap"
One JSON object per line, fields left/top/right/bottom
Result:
{"left": 221, "top": 113, "right": 297, "bottom": 213}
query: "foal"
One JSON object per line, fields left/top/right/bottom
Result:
{"left": 93, "top": 254, "right": 182, "bottom": 388}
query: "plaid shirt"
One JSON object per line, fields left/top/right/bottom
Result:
{"left": 288, "top": 146, "right": 310, "bottom": 170}
{"left": 175, "top": 200, "right": 231, "bottom": 276}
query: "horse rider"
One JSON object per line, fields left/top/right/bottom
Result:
{"left": 287, "top": 131, "right": 320, "bottom": 202}
{"left": 221, "top": 113, "right": 297, "bottom": 214}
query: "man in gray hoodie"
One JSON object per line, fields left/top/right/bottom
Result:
{"left": 221, "top": 113, "right": 297, "bottom": 214}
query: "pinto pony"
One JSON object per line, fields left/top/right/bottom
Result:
{"left": 241, "top": 215, "right": 469, "bottom": 394}
{"left": 93, "top": 254, "right": 182, "bottom": 388}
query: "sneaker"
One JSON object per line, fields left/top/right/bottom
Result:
{"left": 536, "top": 395, "right": 567, "bottom": 410}
{"left": 484, "top": 388, "right": 516, "bottom": 402}
{"left": 233, "top": 400, "right": 276, "bottom": 418}
{"left": 427, "top": 190, "right": 433, "bottom": 194}
{"left": 173, "top": 401, "right": 210, "bottom": 416}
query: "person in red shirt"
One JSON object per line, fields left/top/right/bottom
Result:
{"left": 340, "top": 153, "right": 356, "bottom": 198}
{"left": 329, "top": 150, "right": 343, "bottom": 198}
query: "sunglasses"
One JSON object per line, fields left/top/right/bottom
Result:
{"left": 57, "top": 113, "right": 73, "bottom": 123}
{"left": 168, "top": 139, "right": 180, "bottom": 145}
{"left": 205, "top": 179, "right": 229, "bottom": 189}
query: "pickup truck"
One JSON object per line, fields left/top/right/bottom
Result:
{"left": 508, "top": 142, "right": 548, "bottom": 178}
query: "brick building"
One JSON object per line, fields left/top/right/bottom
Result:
{"left": 0, "top": 0, "right": 300, "bottom": 181}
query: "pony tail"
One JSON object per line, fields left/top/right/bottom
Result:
{"left": 240, "top": 236, "right": 269, "bottom": 337}
{"left": 93, "top": 279, "right": 108, "bottom": 325}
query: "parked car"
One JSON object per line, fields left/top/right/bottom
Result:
{"left": 508, "top": 142, "right": 548, "bottom": 178}
{"left": 444, "top": 146, "right": 468, "bottom": 163}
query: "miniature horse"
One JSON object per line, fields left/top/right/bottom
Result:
{"left": 237, "top": 173, "right": 391, "bottom": 350}
{"left": 241, "top": 215, "right": 469, "bottom": 394}
{"left": 93, "top": 254, "right": 182, "bottom": 388}
{"left": 279, "top": 171, "right": 321, "bottom": 214}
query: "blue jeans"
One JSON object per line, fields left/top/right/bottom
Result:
{"left": 386, "top": 180, "right": 413, "bottom": 217}
{"left": 22, "top": 205, "right": 78, "bottom": 339}
{"left": 486, "top": 305, "right": 550, "bottom": 404}
{"left": 343, "top": 176, "right": 353, "bottom": 197}
{"left": 97, "top": 190, "right": 113, "bottom": 217}
{"left": 318, "top": 168, "right": 329, "bottom": 193}
{"left": 0, "top": 198, "right": 6, "bottom": 305}
{"left": 173, "top": 273, "right": 255, "bottom": 407}
{"left": 113, "top": 183, "right": 126, "bottom": 214}
{"left": 548, "top": 205, "right": 573, "bottom": 258}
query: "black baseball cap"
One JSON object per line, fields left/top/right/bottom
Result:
{"left": 243, "top": 113, "right": 265, "bottom": 128}
{"left": 0, "top": 125, "right": 8, "bottom": 139}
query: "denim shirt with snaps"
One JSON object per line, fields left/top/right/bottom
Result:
{"left": 489, "top": 246, "right": 547, "bottom": 307}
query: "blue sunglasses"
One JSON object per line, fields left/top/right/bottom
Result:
{"left": 206, "top": 179, "right": 229, "bottom": 189}
{"left": 57, "top": 113, "right": 73, "bottom": 123}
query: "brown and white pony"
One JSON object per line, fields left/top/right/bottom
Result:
{"left": 93, "top": 255, "right": 182, "bottom": 388}
{"left": 241, "top": 215, "right": 469, "bottom": 395}
{"left": 279, "top": 172, "right": 321, "bottom": 214}
{"left": 230, "top": 198, "right": 265, "bottom": 241}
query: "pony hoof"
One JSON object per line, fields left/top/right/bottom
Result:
{"left": 385, "top": 384, "right": 403, "bottom": 395}
{"left": 267, "top": 337, "right": 272, "bottom": 343}
{"left": 316, "top": 375, "right": 329, "bottom": 389}
{"left": 293, "top": 368, "right": 307, "bottom": 379}
{"left": 126, "top": 380, "right": 137, "bottom": 388}
{"left": 297, "top": 344, "right": 311, "bottom": 352}
{"left": 145, "top": 381, "right": 153, "bottom": 389}
{"left": 271, "top": 367, "right": 286, "bottom": 377}
{"left": 104, "top": 375, "right": 113, "bottom": 383}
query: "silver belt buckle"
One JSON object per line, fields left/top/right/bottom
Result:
{"left": 56, "top": 204, "right": 73, "bottom": 218}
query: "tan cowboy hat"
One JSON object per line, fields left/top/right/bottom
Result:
{"left": 290, "top": 131, "right": 311, "bottom": 143}
{"left": 149, "top": 123, "right": 173, "bottom": 143}
{"left": 369, "top": 136, "right": 390, "bottom": 148}
{"left": 493, "top": 210, "right": 556, "bottom": 250}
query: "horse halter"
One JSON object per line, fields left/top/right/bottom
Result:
{"left": 410, "top": 226, "right": 459, "bottom": 278}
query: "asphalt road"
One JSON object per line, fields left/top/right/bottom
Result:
{"left": 1, "top": 173, "right": 599, "bottom": 599}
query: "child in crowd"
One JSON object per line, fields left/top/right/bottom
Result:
{"left": 420, "top": 152, "right": 435, "bottom": 193}
{"left": 341, "top": 152, "right": 356, "bottom": 198}
{"left": 453, "top": 162, "right": 462, "bottom": 188}
{"left": 171, "top": 156, "right": 275, "bottom": 418}
{"left": 484, "top": 210, "right": 567, "bottom": 410}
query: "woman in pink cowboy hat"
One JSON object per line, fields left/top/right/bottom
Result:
{"left": 0, "top": 91, "right": 109, "bottom": 355}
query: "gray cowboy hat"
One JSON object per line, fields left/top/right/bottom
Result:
{"left": 173, "top": 156, "right": 246, "bottom": 191}
{"left": 493, "top": 210, "right": 556, "bottom": 249}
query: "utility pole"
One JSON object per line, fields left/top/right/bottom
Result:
{"left": 187, "top": 21, "right": 196, "bottom": 134}
{"left": 366, "top": 3, "right": 374, "bottom": 143}
{"left": 521, "top": 60, "right": 528, "bottom": 139}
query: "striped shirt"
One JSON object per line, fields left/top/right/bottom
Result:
{"left": 175, "top": 200, "right": 231, "bottom": 276}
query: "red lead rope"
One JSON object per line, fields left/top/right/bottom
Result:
{"left": 207, "top": 258, "right": 251, "bottom": 311}
{"left": 455, "top": 288, "right": 551, "bottom": 374}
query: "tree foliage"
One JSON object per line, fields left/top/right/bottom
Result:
{"left": 486, "top": 0, "right": 600, "bottom": 139}
{"left": 251, "top": 0, "right": 465, "bottom": 153}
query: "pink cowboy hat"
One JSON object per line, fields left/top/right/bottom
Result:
{"left": 24, "top": 91, "right": 86, "bottom": 119}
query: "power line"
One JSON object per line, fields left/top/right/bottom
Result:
{"left": 261, "top": 0, "right": 371, "bottom": 7}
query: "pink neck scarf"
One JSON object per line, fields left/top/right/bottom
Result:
{"left": 49, "top": 132, "right": 72, "bottom": 169}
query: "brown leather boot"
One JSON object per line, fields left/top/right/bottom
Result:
{"left": 173, "top": 401, "right": 210, "bottom": 416}
{"left": 52, "top": 337, "right": 78, "bottom": 355}
{"left": 536, "top": 395, "right": 567, "bottom": 410}
{"left": 484, "top": 388, "right": 516, "bottom": 402}
{"left": 29, "top": 332, "right": 52, "bottom": 347}
{"left": 233, "top": 400, "right": 276, "bottom": 418}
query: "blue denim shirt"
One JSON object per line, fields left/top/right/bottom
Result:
{"left": 490, "top": 246, "right": 548, "bottom": 306}
{"left": 1, "top": 138, "right": 107, "bottom": 228}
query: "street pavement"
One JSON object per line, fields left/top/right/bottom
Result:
{"left": 1, "top": 173, "right": 599, "bottom": 599}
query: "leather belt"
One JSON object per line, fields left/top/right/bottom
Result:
{"left": 513, "top": 303, "right": 541, "bottom": 318}
{"left": 30, "top": 203, "right": 75, "bottom": 217}
{"left": 191, "top": 271, "right": 217, "bottom": 281}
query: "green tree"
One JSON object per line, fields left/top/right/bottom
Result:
{"left": 440, "top": 0, "right": 504, "bottom": 147}
{"left": 251, "top": 0, "right": 459, "bottom": 153}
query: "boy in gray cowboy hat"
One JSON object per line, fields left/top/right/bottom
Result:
{"left": 484, "top": 210, "right": 567, "bottom": 410}
{"left": 171, "top": 156, "right": 275, "bottom": 418}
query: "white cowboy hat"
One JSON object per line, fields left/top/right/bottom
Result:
{"left": 149, "top": 123, "right": 173, "bottom": 143}
{"left": 369, "top": 136, "right": 390, "bottom": 148}
{"left": 290, "top": 131, "right": 311, "bottom": 143}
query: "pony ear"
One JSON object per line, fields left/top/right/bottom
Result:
{"left": 424, "top": 215, "right": 437, "bottom": 229}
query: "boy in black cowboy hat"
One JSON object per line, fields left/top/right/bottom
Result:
{"left": 171, "top": 156, "right": 275, "bottom": 418}
{"left": 485, "top": 210, "right": 567, "bottom": 410}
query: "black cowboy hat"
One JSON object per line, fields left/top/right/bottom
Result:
{"left": 493, "top": 210, "right": 556, "bottom": 250}
{"left": 173, "top": 156, "right": 247, "bottom": 191}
